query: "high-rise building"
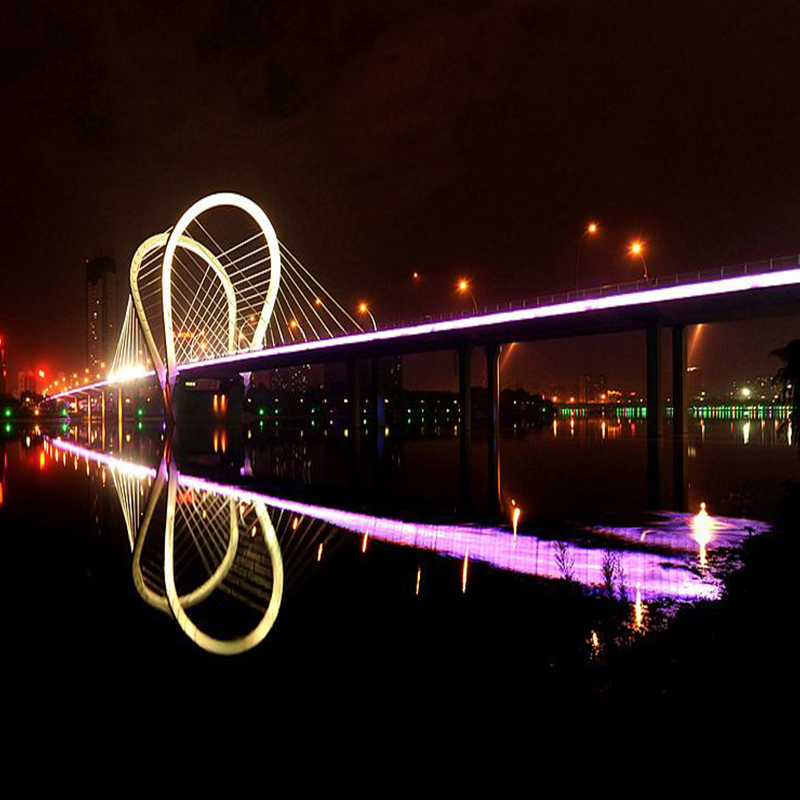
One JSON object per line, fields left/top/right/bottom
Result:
{"left": 86, "top": 257, "right": 117, "bottom": 369}
{"left": 267, "top": 364, "right": 313, "bottom": 392}
{"left": 18, "top": 370, "right": 44, "bottom": 397}
{"left": 386, "top": 355, "right": 403, "bottom": 394}
{"left": 579, "top": 373, "right": 607, "bottom": 402}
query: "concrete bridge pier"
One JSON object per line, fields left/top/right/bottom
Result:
{"left": 672, "top": 324, "right": 689, "bottom": 511}
{"left": 457, "top": 344, "right": 473, "bottom": 509}
{"left": 371, "top": 356, "right": 386, "bottom": 459}
{"left": 222, "top": 375, "right": 245, "bottom": 427}
{"left": 646, "top": 320, "right": 663, "bottom": 508}
{"left": 348, "top": 357, "right": 363, "bottom": 485}
{"left": 486, "top": 342, "right": 502, "bottom": 516}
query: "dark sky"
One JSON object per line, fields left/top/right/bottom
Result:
{"left": 1, "top": 0, "right": 798, "bottom": 392}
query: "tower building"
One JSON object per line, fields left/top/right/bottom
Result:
{"left": 86, "top": 257, "right": 117, "bottom": 369}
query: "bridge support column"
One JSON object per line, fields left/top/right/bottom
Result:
{"left": 646, "top": 321, "right": 663, "bottom": 507}
{"left": 170, "top": 381, "right": 186, "bottom": 422}
{"left": 348, "top": 358, "right": 363, "bottom": 484}
{"left": 223, "top": 375, "right": 245, "bottom": 427}
{"left": 672, "top": 325, "right": 689, "bottom": 511}
{"left": 371, "top": 357, "right": 385, "bottom": 459}
{"left": 646, "top": 320, "right": 663, "bottom": 439}
{"left": 486, "top": 343, "right": 502, "bottom": 516}
{"left": 458, "top": 344, "right": 473, "bottom": 508}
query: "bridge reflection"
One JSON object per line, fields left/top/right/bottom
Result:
{"left": 43, "top": 434, "right": 768, "bottom": 655}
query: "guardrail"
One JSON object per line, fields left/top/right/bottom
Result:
{"left": 379, "top": 253, "right": 800, "bottom": 332}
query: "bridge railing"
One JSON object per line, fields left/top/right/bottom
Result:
{"left": 381, "top": 254, "right": 800, "bottom": 332}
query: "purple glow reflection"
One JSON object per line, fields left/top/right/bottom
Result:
{"left": 178, "top": 473, "right": 727, "bottom": 600}
{"left": 48, "top": 437, "right": 762, "bottom": 601}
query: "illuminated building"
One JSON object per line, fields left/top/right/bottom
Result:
{"left": 266, "top": 364, "right": 313, "bottom": 392}
{"left": 386, "top": 355, "right": 403, "bottom": 394}
{"left": 86, "top": 256, "right": 117, "bottom": 370}
{"left": 579, "top": 373, "right": 607, "bottom": 402}
{"left": 18, "top": 370, "right": 45, "bottom": 397}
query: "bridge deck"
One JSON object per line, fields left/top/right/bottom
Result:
{"left": 49, "top": 257, "right": 800, "bottom": 398}
{"left": 182, "top": 258, "right": 800, "bottom": 378}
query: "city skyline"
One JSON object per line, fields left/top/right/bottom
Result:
{"left": 2, "top": 1, "right": 799, "bottom": 392}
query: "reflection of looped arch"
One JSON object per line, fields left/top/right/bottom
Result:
{"left": 161, "top": 192, "right": 281, "bottom": 391}
{"left": 128, "top": 457, "right": 284, "bottom": 655}
{"left": 131, "top": 462, "right": 239, "bottom": 615}
{"left": 129, "top": 232, "right": 237, "bottom": 394}
{"left": 162, "top": 462, "right": 284, "bottom": 655}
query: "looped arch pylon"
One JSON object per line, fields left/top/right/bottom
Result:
{"left": 128, "top": 192, "right": 281, "bottom": 400}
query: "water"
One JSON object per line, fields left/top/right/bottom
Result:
{"left": 1, "top": 414, "right": 795, "bottom": 731}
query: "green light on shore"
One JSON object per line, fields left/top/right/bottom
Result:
{"left": 3, "top": 408, "right": 10, "bottom": 418}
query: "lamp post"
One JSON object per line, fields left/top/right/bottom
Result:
{"left": 457, "top": 279, "right": 478, "bottom": 312}
{"left": 358, "top": 302, "right": 377, "bottom": 331}
{"left": 575, "top": 221, "right": 599, "bottom": 291}
{"left": 288, "top": 319, "right": 307, "bottom": 340}
{"left": 629, "top": 240, "right": 649, "bottom": 280}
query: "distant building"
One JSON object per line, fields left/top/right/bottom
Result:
{"left": 18, "top": 370, "right": 44, "bottom": 397}
{"left": 579, "top": 373, "right": 607, "bottom": 402}
{"left": 386, "top": 355, "right": 403, "bottom": 394}
{"left": 731, "top": 375, "right": 772, "bottom": 401}
{"left": 687, "top": 366, "right": 704, "bottom": 400}
{"left": 86, "top": 257, "right": 117, "bottom": 369}
{"left": 267, "top": 364, "right": 312, "bottom": 392}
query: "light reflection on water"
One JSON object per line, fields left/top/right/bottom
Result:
{"left": 39, "top": 434, "right": 772, "bottom": 654}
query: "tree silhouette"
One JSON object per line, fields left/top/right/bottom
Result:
{"left": 772, "top": 339, "right": 799, "bottom": 453}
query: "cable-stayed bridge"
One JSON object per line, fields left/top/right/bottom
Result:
{"left": 48, "top": 191, "right": 800, "bottom": 471}
{"left": 70, "top": 192, "right": 364, "bottom": 406}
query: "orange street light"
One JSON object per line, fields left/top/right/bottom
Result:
{"left": 575, "top": 220, "right": 600, "bottom": 291}
{"left": 358, "top": 302, "right": 377, "bottom": 331}
{"left": 288, "top": 319, "right": 307, "bottom": 340}
{"left": 629, "top": 240, "right": 649, "bottom": 280}
{"left": 457, "top": 279, "right": 478, "bottom": 312}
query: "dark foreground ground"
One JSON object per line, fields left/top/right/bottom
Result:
{"left": 3, "top": 443, "right": 795, "bottom": 776}
{"left": 592, "top": 480, "right": 797, "bottom": 720}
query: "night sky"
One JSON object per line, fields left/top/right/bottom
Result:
{"left": 2, "top": 0, "right": 798, "bottom": 393}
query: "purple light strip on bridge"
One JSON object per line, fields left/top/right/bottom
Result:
{"left": 47, "top": 372, "right": 157, "bottom": 401}
{"left": 177, "top": 267, "right": 800, "bottom": 374}
{"left": 48, "top": 266, "right": 800, "bottom": 398}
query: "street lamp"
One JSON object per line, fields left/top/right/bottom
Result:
{"left": 359, "top": 302, "right": 377, "bottom": 331}
{"left": 457, "top": 279, "right": 478, "bottom": 312}
{"left": 629, "top": 240, "right": 649, "bottom": 280}
{"left": 575, "top": 221, "right": 599, "bottom": 291}
{"left": 288, "top": 319, "right": 307, "bottom": 340}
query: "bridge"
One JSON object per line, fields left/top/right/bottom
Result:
{"left": 46, "top": 191, "right": 800, "bottom": 508}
